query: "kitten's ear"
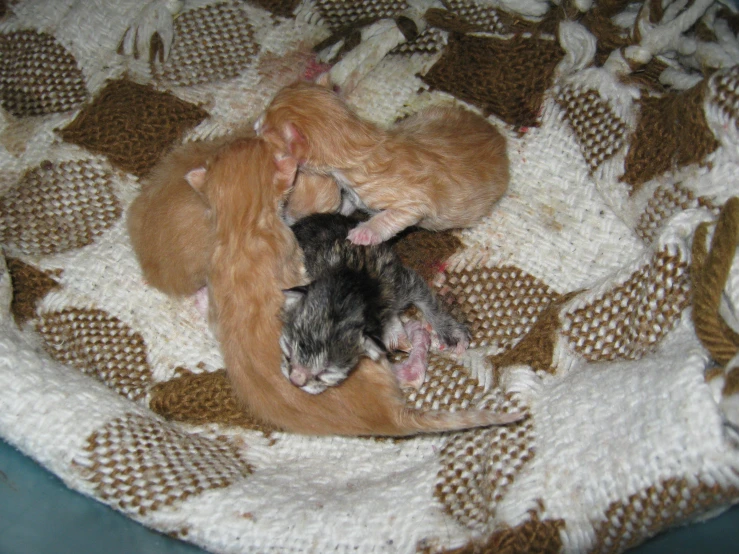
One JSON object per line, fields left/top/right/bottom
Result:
{"left": 363, "top": 334, "right": 387, "bottom": 361}
{"left": 282, "top": 285, "right": 308, "bottom": 309}
{"left": 281, "top": 123, "right": 309, "bottom": 162}
{"left": 263, "top": 123, "right": 307, "bottom": 163}
{"left": 185, "top": 167, "right": 207, "bottom": 191}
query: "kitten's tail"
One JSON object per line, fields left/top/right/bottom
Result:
{"left": 399, "top": 406, "right": 526, "bottom": 435}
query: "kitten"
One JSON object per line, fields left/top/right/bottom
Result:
{"left": 127, "top": 137, "right": 231, "bottom": 296}
{"left": 257, "top": 78, "right": 510, "bottom": 245}
{"left": 188, "top": 138, "right": 522, "bottom": 436}
{"left": 127, "top": 131, "right": 337, "bottom": 295}
{"left": 281, "top": 212, "right": 469, "bottom": 395}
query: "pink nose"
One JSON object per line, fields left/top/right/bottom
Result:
{"left": 289, "top": 365, "right": 310, "bottom": 386}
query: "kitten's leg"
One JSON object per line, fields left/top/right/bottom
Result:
{"left": 348, "top": 208, "right": 422, "bottom": 245}
{"left": 393, "top": 320, "right": 431, "bottom": 389}
{"left": 383, "top": 315, "right": 412, "bottom": 352}
{"left": 398, "top": 267, "right": 470, "bottom": 355}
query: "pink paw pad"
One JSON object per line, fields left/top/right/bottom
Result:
{"left": 452, "top": 331, "right": 469, "bottom": 356}
{"left": 347, "top": 225, "right": 382, "bottom": 245}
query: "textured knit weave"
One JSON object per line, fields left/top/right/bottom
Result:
{"left": 2, "top": 1, "right": 739, "bottom": 553}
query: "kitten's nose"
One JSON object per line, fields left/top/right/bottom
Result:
{"left": 289, "top": 365, "right": 310, "bottom": 387}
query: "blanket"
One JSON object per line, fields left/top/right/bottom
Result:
{"left": 2, "top": 0, "right": 739, "bottom": 552}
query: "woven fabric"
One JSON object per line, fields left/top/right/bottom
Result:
{"left": 0, "top": 30, "right": 88, "bottom": 117}
{"left": 2, "top": 1, "right": 739, "bottom": 553}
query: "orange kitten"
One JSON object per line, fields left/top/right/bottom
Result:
{"left": 127, "top": 132, "right": 336, "bottom": 295}
{"left": 188, "top": 136, "right": 522, "bottom": 436}
{"left": 127, "top": 136, "right": 235, "bottom": 296}
{"left": 258, "top": 79, "right": 510, "bottom": 245}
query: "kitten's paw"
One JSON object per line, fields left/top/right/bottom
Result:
{"left": 437, "top": 324, "right": 471, "bottom": 356}
{"left": 450, "top": 327, "right": 470, "bottom": 356}
{"left": 347, "top": 224, "right": 383, "bottom": 245}
{"left": 384, "top": 319, "right": 412, "bottom": 352}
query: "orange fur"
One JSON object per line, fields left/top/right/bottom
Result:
{"left": 199, "top": 136, "right": 523, "bottom": 436}
{"left": 284, "top": 170, "right": 340, "bottom": 222}
{"left": 259, "top": 80, "right": 510, "bottom": 244}
{"left": 127, "top": 136, "right": 235, "bottom": 296}
{"left": 127, "top": 131, "right": 334, "bottom": 295}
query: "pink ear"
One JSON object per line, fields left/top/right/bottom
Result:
{"left": 281, "top": 123, "right": 308, "bottom": 162}
{"left": 184, "top": 167, "right": 207, "bottom": 190}
{"left": 281, "top": 122, "right": 302, "bottom": 146}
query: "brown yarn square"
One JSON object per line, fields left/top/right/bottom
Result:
{"left": 58, "top": 79, "right": 208, "bottom": 178}
{"left": 392, "top": 228, "right": 461, "bottom": 283}
{"left": 149, "top": 369, "right": 278, "bottom": 435}
{"left": 421, "top": 33, "right": 564, "bottom": 128}
{"left": 622, "top": 82, "right": 719, "bottom": 194}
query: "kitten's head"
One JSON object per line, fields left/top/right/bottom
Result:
{"left": 279, "top": 278, "right": 386, "bottom": 394}
{"left": 256, "top": 77, "right": 378, "bottom": 169}
{"left": 184, "top": 137, "right": 298, "bottom": 214}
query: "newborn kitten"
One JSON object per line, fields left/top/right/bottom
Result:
{"left": 280, "top": 213, "right": 469, "bottom": 395}
{"left": 127, "top": 136, "right": 234, "bottom": 296}
{"left": 127, "top": 130, "right": 338, "bottom": 294}
{"left": 191, "top": 139, "right": 521, "bottom": 435}
{"left": 257, "top": 77, "right": 510, "bottom": 245}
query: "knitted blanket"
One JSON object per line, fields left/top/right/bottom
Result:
{"left": 2, "top": 0, "right": 739, "bottom": 552}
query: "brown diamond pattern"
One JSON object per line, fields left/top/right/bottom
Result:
{"left": 389, "top": 26, "right": 446, "bottom": 57}
{"left": 555, "top": 85, "right": 628, "bottom": 172}
{"left": 311, "top": 0, "right": 409, "bottom": 30}
{"left": 0, "top": 159, "right": 122, "bottom": 257}
{"left": 561, "top": 247, "right": 691, "bottom": 362}
{"left": 78, "top": 413, "right": 253, "bottom": 517}
{"left": 35, "top": 308, "right": 152, "bottom": 402}
{"left": 434, "top": 263, "right": 562, "bottom": 351}
{"left": 434, "top": 395, "right": 533, "bottom": 532}
{"left": 711, "top": 65, "right": 739, "bottom": 126}
{"left": 442, "top": 0, "right": 509, "bottom": 34}
{"left": 402, "top": 352, "right": 487, "bottom": 411}
{"left": 591, "top": 477, "right": 739, "bottom": 554}
{"left": 0, "top": 30, "right": 88, "bottom": 117}
{"left": 153, "top": 2, "right": 260, "bottom": 87}
{"left": 636, "top": 181, "right": 720, "bottom": 244}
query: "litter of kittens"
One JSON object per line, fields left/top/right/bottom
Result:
{"left": 1, "top": 1, "right": 739, "bottom": 553}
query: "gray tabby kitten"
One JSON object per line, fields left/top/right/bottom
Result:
{"left": 281, "top": 213, "right": 469, "bottom": 394}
